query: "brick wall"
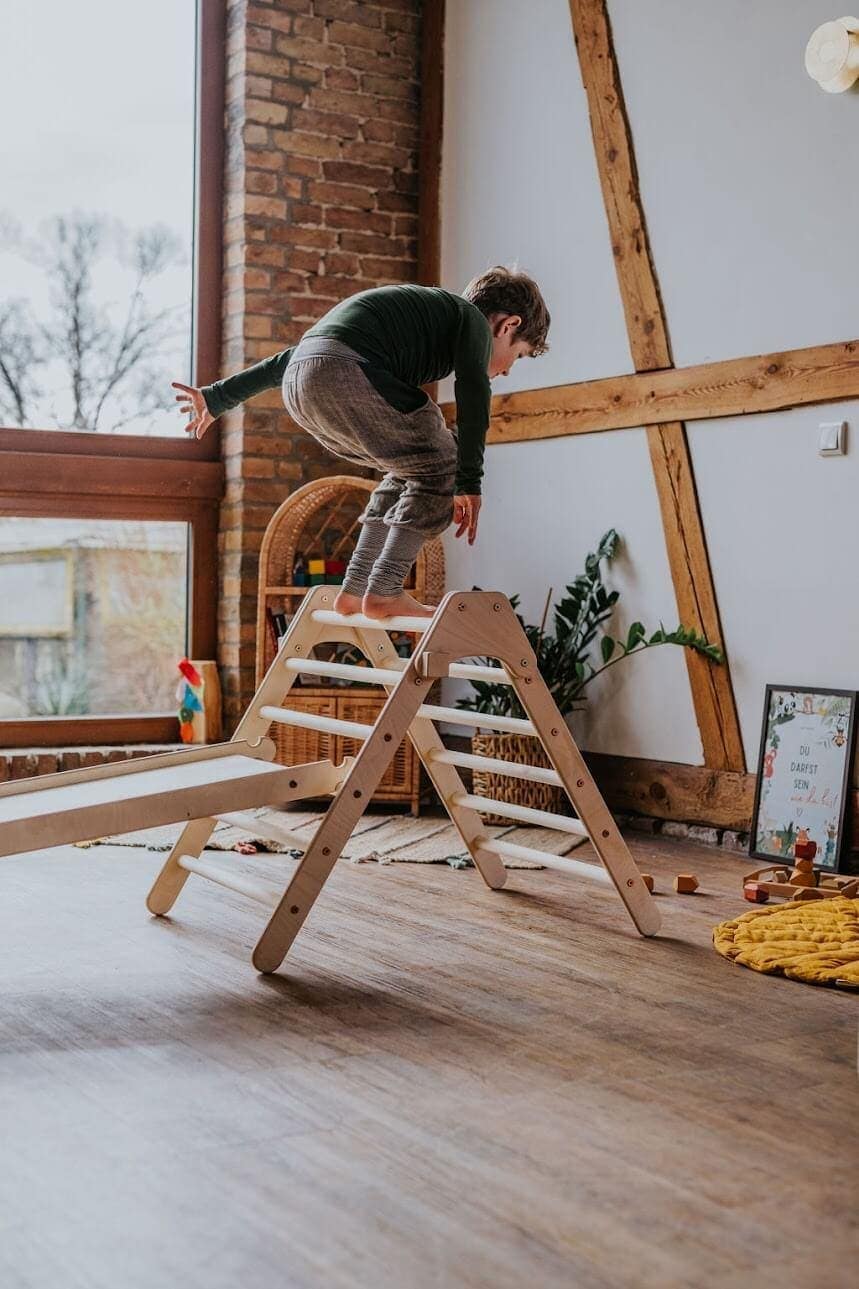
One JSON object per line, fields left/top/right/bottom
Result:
{"left": 218, "top": 0, "right": 423, "bottom": 728}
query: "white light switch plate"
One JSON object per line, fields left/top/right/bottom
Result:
{"left": 819, "top": 421, "right": 847, "bottom": 456}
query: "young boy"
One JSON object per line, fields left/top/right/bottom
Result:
{"left": 174, "top": 265, "right": 550, "bottom": 620}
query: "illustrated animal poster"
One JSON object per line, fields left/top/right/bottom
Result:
{"left": 750, "top": 686, "right": 856, "bottom": 872}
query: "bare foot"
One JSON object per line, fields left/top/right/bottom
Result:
{"left": 333, "top": 589, "right": 363, "bottom": 615}
{"left": 362, "top": 590, "right": 436, "bottom": 620}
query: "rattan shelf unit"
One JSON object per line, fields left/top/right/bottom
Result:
{"left": 256, "top": 476, "right": 445, "bottom": 813}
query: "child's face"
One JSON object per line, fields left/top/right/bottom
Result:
{"left": 488, "top": 314, "right": 533, "bottom": 378}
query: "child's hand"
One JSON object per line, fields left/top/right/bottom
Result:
{"left": 453, "top": 494, "right": 481, "bottom": 545}
{"left": 173, "top": 381, "right": 215, "bottom": 440}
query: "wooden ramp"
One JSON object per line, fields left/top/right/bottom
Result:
{"left": 0, "top": 740, "right": 340, "bottom": 858}
{"left": 0, "top": 588, "right": 659, "bottom": 973}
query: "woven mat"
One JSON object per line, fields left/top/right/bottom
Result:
{"left": 76, "top": 806, "right": 589, "bottom": 869}
{"left": 713, "top": 895, "right": 859, "bottom": 988}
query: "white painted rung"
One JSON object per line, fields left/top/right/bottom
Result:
{"left": 285, "top": 656, "right": 514, "bottom": 687}
{"left": 177, "top": 855, "right": 284, "bottom": 907}
{"left": 428, "top": 748, "right": 563, "bottom": 787}
{"left": 215, "top": 811, "right": 309, "bottom": 850}
{"left": 417, "top": 704, "right": 536, "bottom": 736}
{"left": 452, "top": 792, "right": 587, "bottom": 837}
{"left": 260, "top": 705, "right": 374, "bottom": 740}
{"left": 448, "top": 662, "right": 513, "bottom": 684}
{"left": 311, "top": 608, "right": 432, "bottom": 633}
{"left": 478, "top": 838, "right": 611, "bottom": 885}
{"left": 285, "top": 658, "right": 402, "bottom": 685}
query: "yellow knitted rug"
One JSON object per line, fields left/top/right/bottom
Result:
{"left": 713, "top": 896, "right": 859, "bottom": 988}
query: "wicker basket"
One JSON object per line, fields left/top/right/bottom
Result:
{"left": 471, "top": 732, "right": 574, "bottom": 824}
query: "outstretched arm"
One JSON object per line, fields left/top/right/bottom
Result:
{"left": 173, "top": 347, "right": 296, "bottom": 439}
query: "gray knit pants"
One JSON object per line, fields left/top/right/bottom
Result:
{"left": 282, "top": 337, "right": 457, "bottom": 598}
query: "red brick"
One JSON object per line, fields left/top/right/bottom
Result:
{"left": 324, "top": 67, "right": 361, "bottom": 92}
{"left": 340, "top": 229, "right": 407, "bottom": 256}
{"left": 245, "top": 194, "right": 288, "bottom": 219}
{"left": 290, "top": 62, "right": 325, "bottom": 86}
{"left": 322, "top": 159, "right": 391, "bottom": 187}
{"left": 377, "top": 96, "right": 419, "bottom": 125}
{"left": 274, "top": 33, "right": 340, "bottom": 65}
{"left": 283, "top": 248, "right": 325, "bottom": 272}
{"left": 376, "top": 189, "right": 417, "bottom": 213}
{"left": 362, "top": 117, "right": 417, "bottom": 145}
{"left": 308, "top": 180, "right": 376, "bottom": 208}
{"left": 309, "top": 87, "right": 378, "bottom": 116}
{"left": 273, "top": 129, "right": 342, "bottom": 159}
{"left": 350, "top": 47, "right": 414, "bottom": 79}
{"left": 313, "top": 0, "right": 382, "bottom": 26}
{"left": 341, "top": 139, "right": 410, "bottom": 168}
{"left": 247, "top": 169, "right": 280, "bottom": 195}
{"left": 288, "top": 201, "right": 324, "bottom": 224}
{"left": 284, "top": 152, "right": 322, "bottom": 177}
{"left": 243, "top": 122, "right": 271, "bottom": 146}
{"left": 292, "top": 14, "right": 326, "bottom": 39}
{"left": 246, "top": 98, "right": 290, "bottom": 126}
{"left": 246, "top": 24, "right": 273, "bottom": 50}
{"left": 271, "top": 80, "right": 309, "bottom": 104}
{"left": 360, "top": 255, "right": 414, "bottom": 279}
{"left": 297, "top": 108, "right": 361, "bottom": 138}
{"left": 246, "top": 148, "right": 287, "bottom": 171}
{"left": 322, "top": 206, "right": 392, "bottom": 234}
{"left": 325, "top": 251, "right": 361, "bottom": 274}
{"left": 362, "top": 72, "right": 418, "bottom": 101}
{"left": 327, "top": 20, "right": 392, "bottom": 52}
{"left": 272, "top": 269, "right": 313, "bottom": 292}
{"left": 246, "top": 51, "right": 291, "bottom": 78}
{"left": 246, "top": 243, "right": 286, "bottom": 268}
{"left": 383, "top": 9, "right": 419, "bottom": 34}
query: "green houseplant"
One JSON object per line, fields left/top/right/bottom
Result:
{"left": 456, "top": 529, "right": 723, "bottom": 817}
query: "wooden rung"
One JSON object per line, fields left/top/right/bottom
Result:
{"left": 428, "top": 748, "right": 562, "bottom": 787}
{"left": 215, "top": 811, "right": 309, "bottom": 850}
{"left": 285, "top": 656, "right": 514, "bottom": 687}
{"left": 311, "top": 608, "right": 432, "bottom": 633}
{"left": 177, "top": 855, "right": 283, "bottom": 907}
{"left": 285, "top": 658, "right": 402, "bottom": 685}
{"left": 418, "top": 704, "right": 535, "bottom": 736}
{"left": 452, "top": 792, "right": 587, "bottom": 837}
{"left": 260, "top": 705, "right": 375, "bottom": 740}
{"left": 477, "top": 837, "right": 611, "bottom": 884}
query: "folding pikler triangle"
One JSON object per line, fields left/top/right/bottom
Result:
{"left": 0, "top": 588, "right": 659, "bottom": 973}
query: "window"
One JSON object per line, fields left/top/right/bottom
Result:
{"left": 0, "top": 1, "right": 225, "bottom": 746}
{"left": 1, "top": 1, "right": 196, "bottom": 437}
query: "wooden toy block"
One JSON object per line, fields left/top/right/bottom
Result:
{"left": 793, "top": 857, "right": 815, "bottom": 873}
{"left": 789, "top": 868, "right": 816, "bottom": 887}
{"left": 743, "top": 865, "right": 859, "bottom": 903}
{"left": 640, "top": 873, "right": 654, "bottom": 892}
{"left": 743, "top": 882, "right": 769, "bottom": 904}
{"left": 772, "top": 869, "right": 790, "bottom": 883}
{"left": 673, "top": 874, "right": 699, "bottom": 894}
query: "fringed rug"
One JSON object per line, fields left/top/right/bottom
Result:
{"left": 76, "top": 806, "right": 590, "bottom": 869}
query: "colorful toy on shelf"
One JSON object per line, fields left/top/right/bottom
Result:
{"left": 742, "top": 863, "right": 859, "bottom": 904}
{"left": 325, "top": 558, "right": 347, "bottom": 584}
{"left": 793, "top": 827, "right": 818, "bottom": 862}
{"left": 308, "top": 558, "right": 326, "bottom": 586}
{"left": 673, "top": 874, "right": 699, "bottom": 894}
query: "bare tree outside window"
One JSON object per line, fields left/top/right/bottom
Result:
{"left": 0, "top": 211, "right": 189, "bottom": 435}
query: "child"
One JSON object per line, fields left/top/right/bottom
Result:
{"left": 173, "top": 265, "right": 550, "bottom": 620}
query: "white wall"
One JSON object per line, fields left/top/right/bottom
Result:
{"left": 439, "top": 0, "right": 859, "bottom": 768}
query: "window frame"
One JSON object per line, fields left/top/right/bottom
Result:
{"left": 0, "top": 0, "right": 225, "bottom": 748}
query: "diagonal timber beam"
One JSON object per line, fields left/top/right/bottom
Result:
{"left": 569, "top": 0, "right": 745, "bottom": 772}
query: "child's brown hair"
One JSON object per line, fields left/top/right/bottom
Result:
{"left": 462, "top": 265, "right": 550, "bottom": 355}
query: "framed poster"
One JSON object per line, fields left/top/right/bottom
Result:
{"left": 749, "top": 685, "right": 857, "bottom": 873}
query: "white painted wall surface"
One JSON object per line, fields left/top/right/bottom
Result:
{"left": 440, "top": 0, "right": 857, "bottom": 769}
{"left": 608, "top": 0, "right": 859, "bottom": 365}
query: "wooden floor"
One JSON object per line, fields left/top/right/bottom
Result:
{"left": 0, "top": 824, "right": 856, "bottom": 1289}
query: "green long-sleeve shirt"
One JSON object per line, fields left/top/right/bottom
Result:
{"left": 201, "top": 285, "right": 492, "bottom": 495}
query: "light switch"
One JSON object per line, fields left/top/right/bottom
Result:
{"left": 819, "top": 421, "right": 847, "bottom": 456}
